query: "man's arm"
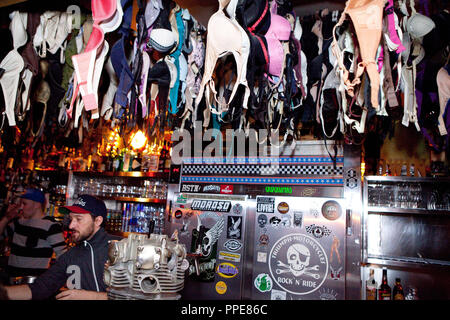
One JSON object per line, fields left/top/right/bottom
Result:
{"left": 3, "top": 284, "right": 32, "bottom": 300}
{"left": 0, "top": 203, "right": 19, "bottom": 236}
{"left": 55, "top": 289, "right": 107, "bottom": 300}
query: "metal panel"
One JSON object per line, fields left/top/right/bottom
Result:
{"left": 343, "top": 145, "right": 362, "bottom": 300}
{"left": 247, "top": 196, "right": 347, "bottom": 300}
{"left": 362, "top": 176, "right": 450, "bottom": 299}
{"left": 165, "top": 193, "right": 248, "bottom": 300}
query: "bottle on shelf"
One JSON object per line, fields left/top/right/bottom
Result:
{"left": 378, "top": 268, "right": 392, "bottom": 300}
{"left": 409, "top": 163, "right": 415, "bottom": 177}
{"left": 366, "top": 269, "right": 378, "bottom": 300}
{"left": 393, "top": 278, "right": 405, "bottom": 300}
{"left": 400, "top": 163, "right": 407, "bottom": 176}
{"left": 384, "top": 164, "right": 392, "bottom": 176}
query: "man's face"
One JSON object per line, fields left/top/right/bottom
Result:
{"left": 19, "top": 199, "right": 40, "bottom": 219}
{"left": 68, "top": 213, "right": 97, "bottom": 243}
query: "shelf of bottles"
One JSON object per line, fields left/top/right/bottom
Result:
{"left": 69, "top": 169, "right": 169, "bottom": 237}
{"left": 106, "top": 202, "right": 165, "bottom": 235}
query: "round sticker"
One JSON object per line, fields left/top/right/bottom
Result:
{"left": 174, "top": 210, "right": 183, "bottom": 219}
{"left": 269, "top": 233, "right": 328, "bottom": 296}
{"left": 215, "top": 281, "right": 227, "bottom": 294}
{"left": 277, "top": 202, "right": 289, "bottom": 214}
{"left": 321, "top": 200, "right": 342, "bottom": 221}
{"left": 254, "top": 273, "right": 273, "bottom": 293}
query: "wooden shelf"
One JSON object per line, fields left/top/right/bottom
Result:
{"left": 72, "top": 171, "right": 169, "bottom": 179}
{"left": 99, "top": 196, "right": 166, "bottom": 203}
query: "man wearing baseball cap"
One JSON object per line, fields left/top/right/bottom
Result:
{"left": 1, "top": 195, "right": 121, "bottom": 300}
{"left": 0, "top": 188, "right": 67, "bottom": 281}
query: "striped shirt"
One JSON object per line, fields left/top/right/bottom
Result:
{"left": 1, "top": 216, "right": 68, "bottom": 277}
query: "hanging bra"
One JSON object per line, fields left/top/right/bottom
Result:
{"left": 385, "top": 0, "right": 405, "bottom": 54}
{"left": 195, "top": 0, "right": 250, "bottom": 123}
{"left": 332, "top": 0, "right": 385, "bottom": 110}
{"left": 265, "top": 7, "right": 291, "bottom": 80}
{"left": 436, "top": 66, "right": 450, "bottom": 137}
{"left": 168, "top": 7, "right": 184, "bottom": 115}
{"left": 145, "top": 0, "right": 163, "bottom": 28}
{"left": 101, "top": 56, "right": 119, "bottom": 120}
{"left": 70, "top": 0, "right": 123, "bottom": 117}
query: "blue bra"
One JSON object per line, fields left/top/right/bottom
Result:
{"left": 169, "top": 9, "right": 184, "bottom": 115}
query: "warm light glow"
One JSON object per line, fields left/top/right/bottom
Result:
{"left": 361, "top": 161, "right": 366, "bottom": 181}
{"left": 130, "top": 130, "right": 148, "bottom": 150}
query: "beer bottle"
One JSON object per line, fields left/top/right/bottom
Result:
{"left": 378, "top": 268, "right": 391, "bottom": 300}
{"left": 366, "top": 269, "right": 378, "bottom": 300}
{"left": 393, "top": 278, "right": 405, "bottom": 300}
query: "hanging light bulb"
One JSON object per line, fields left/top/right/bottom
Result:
{"left": 130, "top": 130, "right": 148, "bottom": 150}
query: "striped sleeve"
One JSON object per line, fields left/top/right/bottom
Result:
{"left": 5, "top": 219, "right": 15, "bottom": 238}
{"left": 47, "top": 223, "right": 67, "bottom": 258}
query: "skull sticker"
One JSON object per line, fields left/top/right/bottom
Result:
{"left": 257, "top": 214, "right": 268, "bottom": 228}
{"left": 269, "top": 234, "right": 328, "bottom": 295}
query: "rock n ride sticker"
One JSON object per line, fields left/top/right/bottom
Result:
{"left": 269, "top": 234, "right": 328, "bottom": 296}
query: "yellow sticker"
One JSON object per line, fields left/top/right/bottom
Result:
{"left": 215, "top": 281, "right": 227, "bottom": 295}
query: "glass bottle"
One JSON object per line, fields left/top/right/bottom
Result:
{"left": 393, "top": 278, "right": 405, "bottom": 300}
{"left": 378, "top": 269, "right": 391, "bottom": 300}
{"left": 366, "top": 269, "right": 378, "bottom": 300}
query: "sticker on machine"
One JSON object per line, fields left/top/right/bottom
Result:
{"left": 219, "top": 251, "right": 241, "bottom": 263}
{"left": 321, "top": 200, "right": 342, "bottom": 221}
{"left": 215, "top": 281, "right": 227, "bottom": 294}
{"left": 254, "top": 273, "right": 273, "bottom": 293}
{"left": 227, "top": 216, "right": 242, "bottom": 239}
{"left": 256, "top": 196, "right": 275, "bottom": 213}
{"left": 216, "top": 262, "right": 239, "bottom": 279}
{"left": 268, "top": 233, "right": 328, "bottom": 296}
{"left": 257, "top": 251, "right": 267, "bottom": 263}
{"left": 191, "top": 199, "right": 232, "bottom": 213}
{"left": 271, "top": 289, "right": 287, "bottom": 300}
{"left": 223, "top": 239, "right": 242, "bottom": 252}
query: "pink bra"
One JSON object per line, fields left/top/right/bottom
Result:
{"left": 265, "top": 9, "right": 291, "bottom": 78}
{"left": 70, "top": 0, "right": 122, "bottom": 116}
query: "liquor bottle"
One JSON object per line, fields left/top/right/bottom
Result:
{"left": 393, "top": 278, "right": 405, "bottom": 300}
{"left": 409, "top": 163, "right": 415, "bottom": 177}
{"left": 377, "top": 161, "right": 384, "bottom": 176}
{"left": 400, "top": 163, "right": 407, "bottom": 176}
{"left": 378, "top": 269, "right": 391, "bottom": 300}
{"left": 366, "top": 269, "right": 378, "bottom": 300}
{"left": 384, "top": 164, "right": 392, "bottom": 176}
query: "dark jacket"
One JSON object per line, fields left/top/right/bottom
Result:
{"left": 28, "top": 228, "right": 121, "bottom": 300}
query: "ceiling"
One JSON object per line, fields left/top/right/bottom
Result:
{"left": 0, "top": 0, "right": 346, "bottom": 27}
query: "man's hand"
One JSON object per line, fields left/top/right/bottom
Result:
{"left": 5, "top": 203, "right": 21, "bottom": 220}
{"left": 55, "top": 289, "right": 107, "bottom": 300}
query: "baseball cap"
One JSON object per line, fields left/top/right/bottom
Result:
{"left": 20, "top": 188, "right": 45, "bottom": 204}
{"left": 58, "top": 195, "right": 107, "bottom": 220}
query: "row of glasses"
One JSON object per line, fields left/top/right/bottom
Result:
{"left": 76, "top": 178, "right": 167, "bottom": 200}
{"left": 368, "top": 183, "right": 423, "bottom": 209}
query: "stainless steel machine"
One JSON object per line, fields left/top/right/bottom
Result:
{"left": 165, "top": 141, "right": 362, "bottom": 300}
